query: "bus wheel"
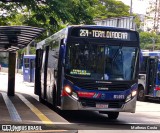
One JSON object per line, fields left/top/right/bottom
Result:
{"left": 137, "top": 86, "right": 145, "bottom": 101}
{"left": 107, "top": 112, "right": 119, "bottom": 120}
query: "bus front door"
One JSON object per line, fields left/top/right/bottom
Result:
{"left": 41, "top": 47, "right": 49, "bottom": 100}
{"left": 146, "top": 57, "right": 158, "bottom": 96}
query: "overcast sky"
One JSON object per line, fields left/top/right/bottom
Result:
{"left": 118, "top": 0, "right": 150, "bottom": 14}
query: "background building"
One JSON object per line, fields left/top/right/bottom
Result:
{"left": 143, "top": 0, "right": 160, "bottom": 33}
{"left": 94, "top": 16, "right": 136, "bottom": 30}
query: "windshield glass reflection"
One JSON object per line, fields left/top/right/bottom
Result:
{"left": 65, "top": 43, "right": 138, "bottom": 81}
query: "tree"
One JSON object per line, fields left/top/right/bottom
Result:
{"left": 100, "top": 0, "right": 130, "bottom": 18}
{"left": 0, "top": 2, "right": 19, "bottom": 25}
{"left": 139, "top": 31, "right": 160, "bottom": 50}
{"left": 0, "top": 0, "right": 106, "bottom": 35}
{"left": 0, "top": 0, "right": 131, "bottom": 56}
{"left": 0, "top": 0, "right": 131, "bottom": 33}
{"left": 134, "top": 14, "right": 142, "bottom": 31}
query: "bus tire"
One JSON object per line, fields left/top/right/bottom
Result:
{"left": 107, "top": 112, "right": 119, "bottom": 120}
{"left": 137, "top": 86, "right": 146, "bottom": 101}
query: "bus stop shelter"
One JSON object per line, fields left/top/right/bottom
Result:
{"left": 0, "top": 26, "right": 44, "bottom": 96}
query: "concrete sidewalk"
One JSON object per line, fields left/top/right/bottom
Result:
{"left": 0, "top": 72, "right": 78, "bottom": 133}
{"left": 0, "top": 72, "right": 37, "bottom": 99}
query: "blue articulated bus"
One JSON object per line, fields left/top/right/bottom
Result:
{"left": 34, "top": 25, "right": 140, "bottom": 119}
{"left": 138, "top": 51, "right": 160, "bottom": 101}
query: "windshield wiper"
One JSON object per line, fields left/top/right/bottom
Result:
{"left": 112, "top": 45, "right": 122, "bottom": 63}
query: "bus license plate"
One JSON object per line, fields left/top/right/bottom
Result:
{"left": 96, "top": 104, "right": 108, "bottom": 108}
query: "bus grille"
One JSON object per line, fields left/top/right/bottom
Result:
{"left": 65, "top": 75, "right": 129, "bottom": 91}
{"left": 76, "top": 83, "right": 128, "bottom": 91}
{"left": 80, "top": 98, "right": 124, "bottom": 108}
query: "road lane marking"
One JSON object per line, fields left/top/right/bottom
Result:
{"left": 1, "top": 92, "right": 22, "bottom": 122}
{"left": 17, "top": 94, "right": 53, "bottom": 124}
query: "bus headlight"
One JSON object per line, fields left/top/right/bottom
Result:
{"left": 125, "top": 94, "right": 131, "bottom": 102}
{"left": 72, "top": 92, "right": 78, "bottom": 100}
{"left": 132, "top": 90, "right": 137, "bottom": 97}
{"left": 64, "top": 86, "right": 72, "bottom": 94}
{"left": 64, "top": 86, "right": 78, "bottom": 100}
{"left": 125, "top": 90, "right": 137, "bottom": 102}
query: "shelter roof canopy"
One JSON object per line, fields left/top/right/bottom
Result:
{"left": 0, "top": 26, "right": 45, "bottom": 52}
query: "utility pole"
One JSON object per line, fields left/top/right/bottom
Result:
{"left": 130, "top": 0, "right": 133, "bottom": 15}
{"left": 153, "top": 0, "right": 160, "bottom": 33}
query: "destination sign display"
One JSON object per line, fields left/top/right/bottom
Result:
{"left": 70, "top": 69, "right": 91, "bottom": 76}
{"left": 70, "top": 28, "right": 138, "bottom": 41}
{"left": 79, "top": 29, "right": 128, "bottom": 40}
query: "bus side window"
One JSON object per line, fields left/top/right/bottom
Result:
{"left": 50, "top": 40, "right": 60, "bottom": 70}
{"left": 140, "top": 56, "right": 147, "bottom": 72}
{"left": 41, "top": 50, "right": 46, "bottom": 72}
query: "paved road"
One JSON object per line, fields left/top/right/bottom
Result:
{"left": 0, "top": 72, "right": 160, "bottom": 133}
{"left": 58, "top": 101, "right": 160, "bottom": 130}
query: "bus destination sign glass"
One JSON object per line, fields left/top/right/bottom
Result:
{"left": 70, "top": 28, "right": 138, "bottom": 41}
{"left": 79, "top": 29, "right": 128, "bottom": 40}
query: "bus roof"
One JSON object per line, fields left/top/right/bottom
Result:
{"left": 36, "top": 25, "right": 138, "bottom": 49}
{"left": 36, "top": 27, "right": 67, "bottom": 49}
{"left": 68, "top": 25, "right": 136, "bottom": 32}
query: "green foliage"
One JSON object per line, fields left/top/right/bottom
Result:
{"left": 0, "top": 0, "right": 130, "bottom": 30}
{"left": 17, "top": 47, "right": 36, "bottom": 55}
{"left": 30, "top": 47, "right": 36, "bottom": 54}
{"left": 0, "top": 0, "right": 131, "bottom": 55}
{"left": 100, "top": 0, "right": 130, "bottom": 18}
{"left": 0, "top": 2, "right": 19, "bottom": 25}
{"left": 17, "top": 48, "right": 26, "bottom": 57}
{"left": 134, "top": 14, "right": 141, "bottom": 30}
{"left": 140, "top": 31, "right": 160, "bottom": 50}
{"left": 0, "top": 0, "right": 107, "bottom": 38}
{"left": 143, "top": 44, "right": 160, "bottom": 51}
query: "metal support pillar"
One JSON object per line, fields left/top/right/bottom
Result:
{"left": 7, "top": 52, "right": 16, "bottom": 96}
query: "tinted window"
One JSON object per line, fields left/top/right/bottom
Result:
{"left": 65, "top": 42, "right": 138, "bottom": 81}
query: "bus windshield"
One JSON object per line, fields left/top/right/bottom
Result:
{"left": 65, "top": 42, "right": 138, "bottom": 81}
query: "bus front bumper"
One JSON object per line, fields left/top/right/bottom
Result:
{"left": 61, "top": 96, "right": 137, "bottom": 113}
